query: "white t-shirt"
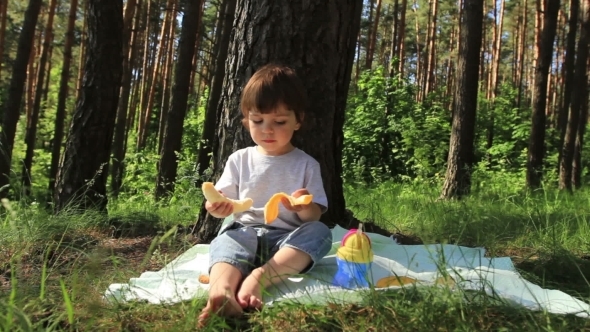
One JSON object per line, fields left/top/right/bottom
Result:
{"left": 215, "top": 146, "right": 328, "bottom": 230}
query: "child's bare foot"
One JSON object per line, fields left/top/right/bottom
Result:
{"left": 198, "top": 288, "right": 243, "bottom": 327}
{"left": 236, "top": 274, "right": 263, "bottom": 310}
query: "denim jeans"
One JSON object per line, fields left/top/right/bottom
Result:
{"left": 208, "top": 221, "right": 333, "bottom": 278}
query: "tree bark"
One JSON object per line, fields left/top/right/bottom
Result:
{"left": 193, "top": 0, "right": 362, "bottom": 242}
{"left": 196, "top": 0, "right": 237, "bottom": 183}
{"left": 48, "top": 0, "right": 78, "bottom": 202}
{"left": 568, "top": 0, "right": 589, "bottom": 189}
{"left": 440, "top": 0, "right": 483, "bottom": 199}
{"left": 155, "top": 0, "right": 202, "bottom": 199}
{"left": 0, "top": 0, "right": 8, "bottom": 79}
{"left": 110, "top": 0, "right": 140, "bottom": 197}
{"left": 53, "top": 0, "right": 124, "bottom": 212}
{"left": 0, "top": 0, "right": 42, "bottom": 197}
{"left": 526, "top": 0, "right": 560, "bottom": 189}
{"left": 21, "top": 0, "right": 58, "bottom": 197}
{"left": 557, "top": 0, "right": 579, "bottom": 168}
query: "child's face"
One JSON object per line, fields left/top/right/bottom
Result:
{"left": 248, "top": 104, "right": 301, "bottom": 156}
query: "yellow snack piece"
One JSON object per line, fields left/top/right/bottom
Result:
{"left": 376, "top": 275, "right": 418, "bottom": 288}
{"left": 201, "top": 182, "right": 253, "bottom": 213}
{"left": 264, "top": 192, "right": 313, "bottom": 224}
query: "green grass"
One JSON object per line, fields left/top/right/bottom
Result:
{"left": 0, "top": 179, "right": 589, "bottom": 331}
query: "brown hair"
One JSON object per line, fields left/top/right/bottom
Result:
{"left": 240, "top": 64, "right": 307, "bottom": 127}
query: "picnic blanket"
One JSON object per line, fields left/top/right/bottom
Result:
{"left": 104, "top": 225, "right": 590, "bottom": 318}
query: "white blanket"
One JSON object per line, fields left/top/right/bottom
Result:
{"left": 104, "top": 225, "right": 590, "bottom": 318}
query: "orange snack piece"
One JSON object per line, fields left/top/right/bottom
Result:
{"left": 264, "top": 192, "right": 313, "bottom": 224}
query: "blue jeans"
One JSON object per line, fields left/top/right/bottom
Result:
{"left": 209, "top": 221, "right": 333, "bottom": 278}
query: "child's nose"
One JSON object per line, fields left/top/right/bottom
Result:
{"left": 262, "top": 123, "right": 274, "bottom": 133}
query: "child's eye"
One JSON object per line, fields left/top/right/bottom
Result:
{"left": 251, "top": 120, "right": 262, "bottom": 124}
{"left": 275, "top": 121, "right": 286, "bottom": 125}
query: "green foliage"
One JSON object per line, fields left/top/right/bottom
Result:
{"left": 343, "top": 66, "right": 451, "bottom": 183}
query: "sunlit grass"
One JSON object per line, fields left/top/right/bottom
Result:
{"left": 0, "top": 178, "right": 588, "bottom": 330}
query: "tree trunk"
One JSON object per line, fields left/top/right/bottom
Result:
{"left": 193, "top": 0, "right": 362, "bottom": 242}
{"left": 557, "top": 0, "right": 579, "bottom": 168}
{"left": 397, "top": 0, "right": 407, "bottom": 76}
{"left": 572, "top": 57, "right": 589, "bottom": 189}
{"left": 440, "top": 0, "right": 483, "bottom": 199}
{"left": 365, "top": 0, "right": 382, "bottom": 70}
{"left": 566, "top": 0, "right": 589, "bottom": 190}
{"left": 48, "top": 0, "right": 78, "bottom": 202}
{"left": 516, "top": 0, "right": 528, "bottom": 108}
{"left": 76, "top": 3, "right": 87, "bottom": 100}
{"left": 0, "top": 0, "right": 42, "bottom": 197}
{"left": 157, "top": 1, "right": 177, "bottom": 153}
{"left": 196, "top": 0, "right": 237, "bottom": 182}
{"left": 424, "top": 0, "right": 438, "bottom": 98}
{"left": 0, "top": 0, "right": 8, "bottom": 79}
{"left": 526, "top": 0, "right": 560, "bottom": 189}
{"left": 155, "top": 0, "right": 201, "bottom": 199}
{"left": 53, "top": 0, "right": 123, "bottom": 212}
{"left": 21, "top": 0, "right": 57, "bottom": 197}
{"left": 137, "top": 0, "right": 175, "bottom": 150}
{"left": 110, "top": 0, "right": 140, "bottom": 197}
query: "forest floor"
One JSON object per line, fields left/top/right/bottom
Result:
{"left": 2, "top": 181, "right": 590, "bottom": 330}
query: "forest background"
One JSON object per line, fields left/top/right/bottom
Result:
{"left": 0, "top": 0, "right": 589, "bottom": 330}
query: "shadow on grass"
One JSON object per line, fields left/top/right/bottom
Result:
{"left": 515, "top": 249, "right": 590, "bottom": 298}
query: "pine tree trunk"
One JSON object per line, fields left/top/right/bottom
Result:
{"left": 48, "top": 0, "right": 78, "bottom": 202}
{"left": 76, "top": 3, "right": 87, "bottom": 100}
{"left": 440, "top": 0, "right": 483, "bottom": 199}
{"left": 366, "top": 0, "right": 382, "bottom": 70}
{"left": 53, "top": 0, "right": 124, "bottom": 212}
{"left": 157, "top": 1, "right": 177, "bottom": 153}
{"left": 0, "top": 0, "right": 42, "bottom": 197}
{"left": 155, "top": 0, "right": 201, "bottom": 199}
{"left": 0, "top": 0, "right": 8, "bottom": 79}
{"left": 526, "top": 0, "right": 560, "bottom": 189}
{"left": 424, "top": 0, "right": 438, "bottom": 98}
{"left": 557, "top": 0, "right": 579, "bottom": 167}
{"left": 196, "top": 0, "right": 237, "bottom": 182}
{"left": 110, "top": 0, "right": 140, "bottom": 197}
{"left": 21, "top": 0, "right": 58, "bottom": 197}
{"left": 193, "top": 0, "right": 362, "bottom": 242}
{"left": 397, "top": 0, "right": 407, "bottom": 76}
{"left": 516, "top": 0, "right": 528, "bottom": 108}
{"left": 137, "top": 0, "right": 175, "bottom": 150}
{"left": 566, "top": 0, "right": 589, "bottom": 190}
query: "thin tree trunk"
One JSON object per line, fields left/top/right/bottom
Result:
{"left": 366, "top": 0, "right": 382, "bottom": 70}
{"left": 76, "top": 3, "right": 87, "bottom": 100}
{"left": 158, "top": 0, "right": 178, "bottom": 153}
{"left": 424, "top": 0, "right": 438, "bottom": 98}
{"left": 155, "top": 0, "right": 201, "bottom": 199}
{"left": 137, "top": 0, "right": 175, "bottom": 150}
{"left": 564, "top": 0, "right": 589, "bottom": 190}
{"left": 48, "top": 0, "right": 78, "bottom": 202}
{"left": 397, "top": 0, "right": 407, "bottom": 76}
{"left": 526, "top": 0, "right": 560, "bottom": 189}
{"left": 557, "top": 0, "right": 579, "bottom": 167}
{"left": 110, "top": 0, "right": 139, "bottom": 197}
{"left": 517, "top": 0, "right": 528, "bottom": 108}
{"left": 413, "top": 0, "right": 422, "bottom": 102}
{"left": 440, "top": 0, "right": 484, "bottom": 199}
{"left": 21, "top": 0, "right": 58, "bottom": 197}
{"left": 137, "top": 0, "right": 153, "bottom": 141}
{"left": 0, "top": 0, "right": 42, "bottom": 197}
{"left": 196, "top": 0, "right": 237, "bottom": 182}
{"left": 572, "top": 58, "right": 589, "bottom": 188}
{"left": 0, "top": 0, "right": 8, "bottom": 79}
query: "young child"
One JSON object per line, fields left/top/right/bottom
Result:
{"left": 198, "top": 64, "right": 333, "bottom": 324}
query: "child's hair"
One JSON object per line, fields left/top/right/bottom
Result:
{"left": 240, "top": 63, "right": 307, "bottom": 128}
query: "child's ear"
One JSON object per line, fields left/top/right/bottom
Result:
{"left": 295, "top": 113, "right": 304, "bottom": 130}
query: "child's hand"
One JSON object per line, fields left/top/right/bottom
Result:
{"left": 205, "top": 190, "right": 234, "bottom": 218}
{"left": 281, "top": 189, "right": 311, "bottom": 212}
